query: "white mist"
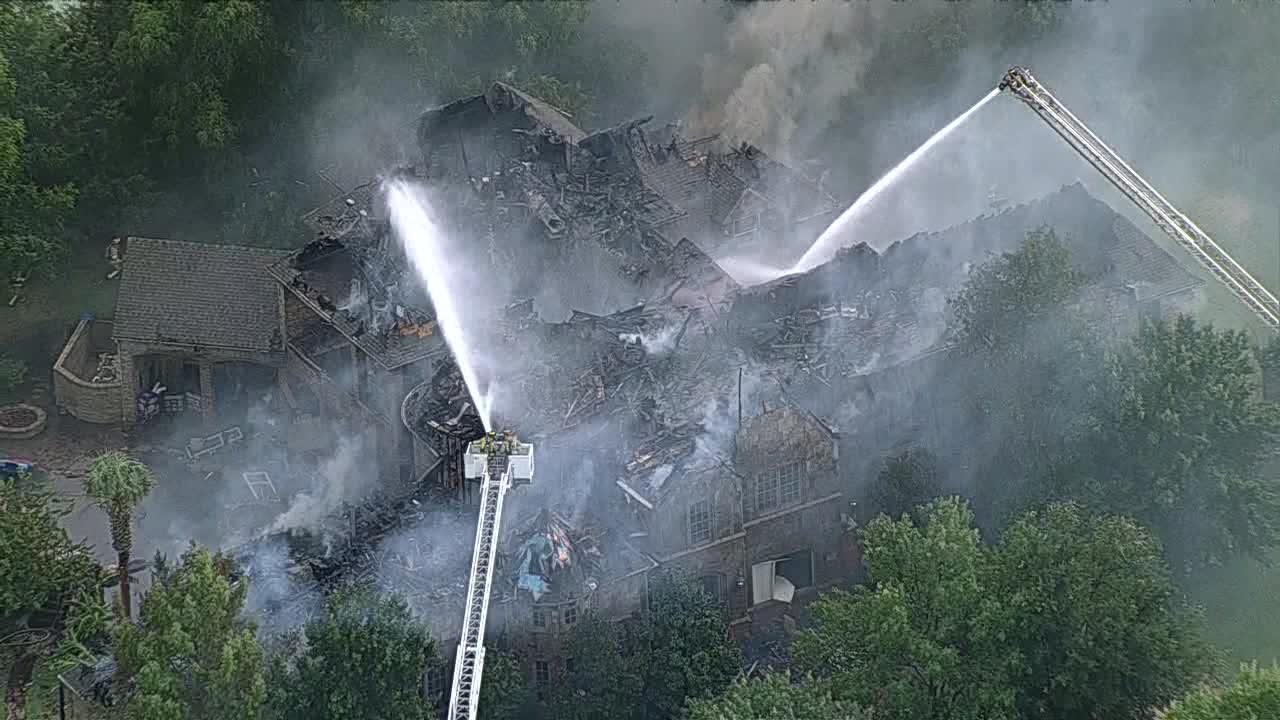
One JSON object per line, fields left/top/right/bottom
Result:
{"left": 793, "top": 87, "right": 1003, "bottom": 274}
{"left": 385, "top": 179, "right": 493, "bottom": 431}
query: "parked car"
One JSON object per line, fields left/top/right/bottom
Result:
{"left": 0, "top": 458, "right": 35, "bottom": 477}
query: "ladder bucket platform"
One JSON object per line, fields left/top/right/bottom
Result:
{"left": 448, "top": 432, "right": 534, "bottom": 720}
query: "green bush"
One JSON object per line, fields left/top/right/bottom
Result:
{"left": 0, "top": 354, "right": 28, "bottom": 396}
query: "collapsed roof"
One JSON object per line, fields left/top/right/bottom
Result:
{"left": 273, "top": 81, "right": 842, "bottom": 373}
{"left": 254, "top": 83, "right": 1205, "bottom": 636}
{"left": 501, "top": 508, "right": 655, "bottom": 605}
{"left": 401, "top": 183, "right": 1205, "bottom": 502}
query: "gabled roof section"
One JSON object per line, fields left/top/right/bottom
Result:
{"left": 113, "top": 238, "right": 290, "bottom": 353}
{"left": 418, "top": 81, "right": 586, "bottom": 148}
{"left": 878, "top": 182, "right": 1204, "bottom": 301}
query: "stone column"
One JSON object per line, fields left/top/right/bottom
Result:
{"left": 198, "top": 358, "right": 216, "bottom": 423}
{"left": 118, "top": 348, "right": 140, "bottom": 427}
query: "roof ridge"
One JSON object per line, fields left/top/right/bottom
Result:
{"left": 125, "top": 236, "right": 291, "bottom": 256}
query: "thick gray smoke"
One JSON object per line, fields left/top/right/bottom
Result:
{"left": 685, "top": 1, "right": 882, "bottom": 162}
{"left": 127, "top": 0, "right": 1280, "bottom": 645}
{"left": 585, "top": 2, "right": 1278, "bottom": 306}
{"left": 268, "top": 434, "right": 371, "bottom": 535}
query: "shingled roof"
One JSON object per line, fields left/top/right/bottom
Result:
{"left": 418, "top": 81, "right": 586, "bottom": 147}
{"left": 877, "top": 182, "right": 1205, "bottom": 301}
{"left": 113, "top": 238, "right": 290, "bottom": 352}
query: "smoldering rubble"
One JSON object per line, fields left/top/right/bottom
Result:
{"left": 209, "top": 80, "right": 1202, "bottom": 648}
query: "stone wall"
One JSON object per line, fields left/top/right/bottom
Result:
{"left": 116, "top": 339, "right": 284, "bottom": 426}
{"left": 53, "top": 319, "right": 124, "bottom": 424}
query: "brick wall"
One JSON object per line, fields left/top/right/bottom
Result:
{"left": 649, "top": 464, "right": 744, "bottom": 560}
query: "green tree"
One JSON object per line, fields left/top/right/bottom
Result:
{"left": 0, "top": 476, "right": 102, "bottom": 720}
{"left": 550, "top": 612, "right": 642, "bottom": 720}
{"left": 550, "top": 575, "right": 741, "bottom": 720}
{"left": 687, "top": 672, "right": 867, "bottom": 720}
{"left": 867, "top": 447, "right": 941, "bottom": 521}
{"left": 1064, "top": 316, "right": 1280, "bottom": 570}
{"left": 0, "top": 41, "right": 75, "bottom": 274}
{"left": 1261, "top": 335, "right": 1280, "bottom": 403}
{"left": 338, "top": 2, "right": 592, "bottom": 102}
{"left": 106, "top": 1, "right": 270, "bottom": 170}
{"left": 991, "top": 503, "right": 1215, "bottom": 720}
{"left": 948, "top": 228, "right": 1086, "bottom": 357}
{"left": 636, "top": 574, "right": 744, "bottom": 719}
{"left": 0, "top": 476, "right": 99, "bottom": 619}
{"left": 1165, "top": 663, "right": 1280, "bottom": 720}
{"left": 477, "top": 650, "right": 538, "bottom": 720}
{"left": 943, "top": 229, "right": 1103, "bottom": 523}
{"left": 83, "top": 451, "right": 156, "bottom": 621}
{"left": 276, "top": 588, "right": 438, "bottom": 720}
{"left": 794, "top": 498, "right": 1212, "bottom": 720}
{"left": 795, "top": 498, "right": 1013, "bottom": 720}
{"left": 112, "top": 546, "right": 267, "bottom": 720}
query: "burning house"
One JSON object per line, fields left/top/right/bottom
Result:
{"left": 68, "top": 76, "right": 1210, "bottom": 702}
{"left": 252, "top": 78, "right": 1202, "bottom": 684}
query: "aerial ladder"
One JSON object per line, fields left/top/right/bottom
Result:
{"left": 447, "top": 431, "right": 534, "bottom": 720}
{"left": 999, "top": 66, "right": 1280, "bottom": 332}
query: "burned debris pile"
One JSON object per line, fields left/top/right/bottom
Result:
{"left": 623, "top": 421, "right": 703, "bottom": 497}
{"left": 724, "top": 242, "right": 950, "bottom": 386}
{"left": 90, "top": 352, "right": 119, "bottom": 384}
{"left": 234, "top": 491, "right": 477, "bottom": 637}
{"left": 225, "top": 77, "right": 1205, "bottom": 652}
{"left": 270, "top": 179, "right": 449, "bottom": 371}
{"left": 505, "top": 509, "right": 603, "bottom": 602}
{"left": 403, "top": 359, "right": 487, "bottom": 443}
{"left": 500, "top": 508, "right": 653, "bottom": 606}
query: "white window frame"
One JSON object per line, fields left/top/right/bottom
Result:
{"left": 779, "top": 462, "right": 802, "bottom": 506}
{"left": 688, "top": 499, "right": 712, "bottom": 545}
{"left": 754, "top": 471, "right": 779, "bottom": 514}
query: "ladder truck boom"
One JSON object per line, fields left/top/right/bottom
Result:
{"left": 448, "top": 431, "right": 534, "bottom": 720}
{"left": 999, "top": 66, "right": 1280, "bottom": 331}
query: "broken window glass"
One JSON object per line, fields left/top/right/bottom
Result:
{"left": 699, "top": 574, "right": 723, "bottom": 605}
{"left": 688, "top": 499, "right": 712, "bottom": 545}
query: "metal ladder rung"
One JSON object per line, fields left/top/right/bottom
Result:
{"left": 1011, "top": 75, "right": 1280, "bottom": 331}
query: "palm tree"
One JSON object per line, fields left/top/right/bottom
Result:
{"left": 83, "top": 451, "right": 155, "bottom": 621}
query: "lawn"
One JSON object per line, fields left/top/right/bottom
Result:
{"left": 0, "top": 249, "right": 117, "bottom": 399}
{"left": 1188, "top": 550, "right": 1280, "bottom": 670}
